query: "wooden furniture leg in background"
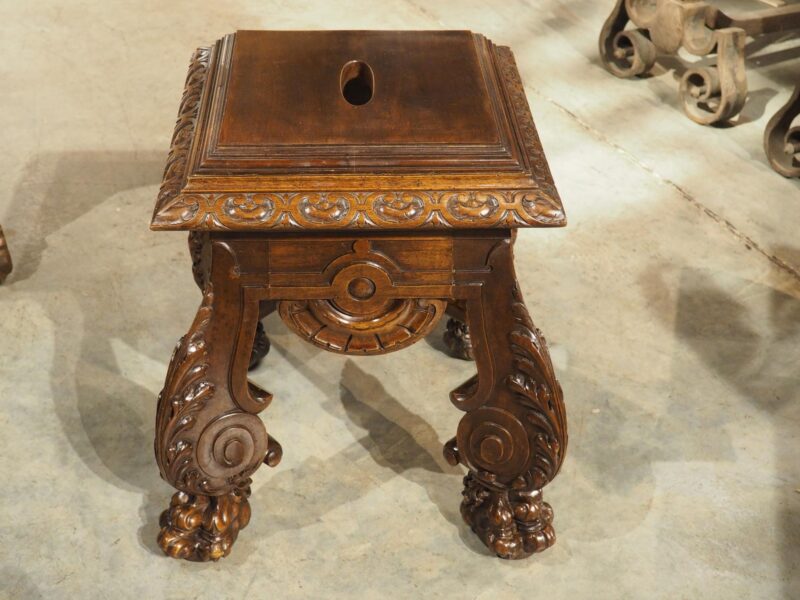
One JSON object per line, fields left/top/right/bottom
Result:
{"left": 444, "top": 236, "right": 568, "bottom": 559}
{"left": 764, "top": 81, "right": 800, "bottom": 177}
{"left": 155, "top": 238, "right": 282, "bottom": 561}
{"left": 443, "top": 301, "right": 475, "bottom": 361}
{"left": 0, "top": 225, "right": 12, "bottom": 284}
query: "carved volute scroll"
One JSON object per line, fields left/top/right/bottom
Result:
{"left": 154, "top": 284, "right": 270, "bottom": 496}
{"left": 444, "top": 238, "right": 567, "bottom": 559}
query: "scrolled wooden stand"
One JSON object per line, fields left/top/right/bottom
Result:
{"left": 600, "top": 0, "right": 800, "bottom": 175}
{"left": 599, "top": 0, "right": 759, "bottom": 124}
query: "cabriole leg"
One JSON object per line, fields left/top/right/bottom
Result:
{"left": 156, "top": 239, "right": 280, "bottom": 561}
{"left": 444, "top": 238, "right": 567, "bottom": 559}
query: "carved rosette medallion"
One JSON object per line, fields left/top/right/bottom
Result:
{"left": 296, "top": 193, "right": 353, "bottom": 226}
{"left": 222, "top": 193, "right": 275, "bottom": 223}
{"left": 445, "top": 192, "right": 501, "bottom": 224}
{"left": 372, "top": 192, "right": 429, "bottom": 226}
{"left": 278, "top": 240, "right": 447, "bottom": 354}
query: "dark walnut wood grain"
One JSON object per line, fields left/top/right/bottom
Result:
{"left": 152, "top": 30, "right": 567, "bottom": 562}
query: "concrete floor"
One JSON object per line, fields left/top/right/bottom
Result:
{"left": 1, "top": 1, "right": 799, "bottom": 598}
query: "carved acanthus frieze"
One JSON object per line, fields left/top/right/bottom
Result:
{"left": 494, "top": 47, "right": 561, "bottom": 202}
{"left": 151, "top": 189, "right": 566, "bottom": 231}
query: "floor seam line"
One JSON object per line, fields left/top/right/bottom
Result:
{"left": 529, "top": 87, "right": 800, "bottom": 282}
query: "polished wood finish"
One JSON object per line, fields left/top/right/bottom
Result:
{"left": 152, "top": 31, "right": 567, "bottom": 562}
{"left": 0, "top": 225, "right": 12, "bottom": 284}
{"left": 219, "top": 31, "right": 499, "bottom": 148}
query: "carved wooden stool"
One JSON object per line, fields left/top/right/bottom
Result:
{"left": 151, "top": 30, "right": 568, "bottom": 562}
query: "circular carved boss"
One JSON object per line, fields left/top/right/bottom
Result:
{"left": 279, "top": 261, "right": 446, "bottom": 355}
{"left": 197, "top": 412, "right": 268, "bottom": 489}
{"left": 456, "top": 407, "right": 530, "bottom": 480}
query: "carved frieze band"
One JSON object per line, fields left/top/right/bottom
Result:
{"left": 152, "top": 189, "right": 566, "bottom": 230}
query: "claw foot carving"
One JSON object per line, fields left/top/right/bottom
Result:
{"left": 249, "top": 321, "right": 271, "bottom": 370}
{"left": 158, "top": 485, "right": 252, "bottom": 562}
{"left": 461, "top": 472, "right": 555, "bottom": 559}
{"left": 443, "top": 317, "right": 475, "bottom": 361}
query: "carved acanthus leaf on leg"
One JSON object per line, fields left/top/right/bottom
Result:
{"left": 154, "top": 276, "right": 273, "bottom": 561}
{"left": 449, "top": 241, "right": 567, "bottom": 560}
